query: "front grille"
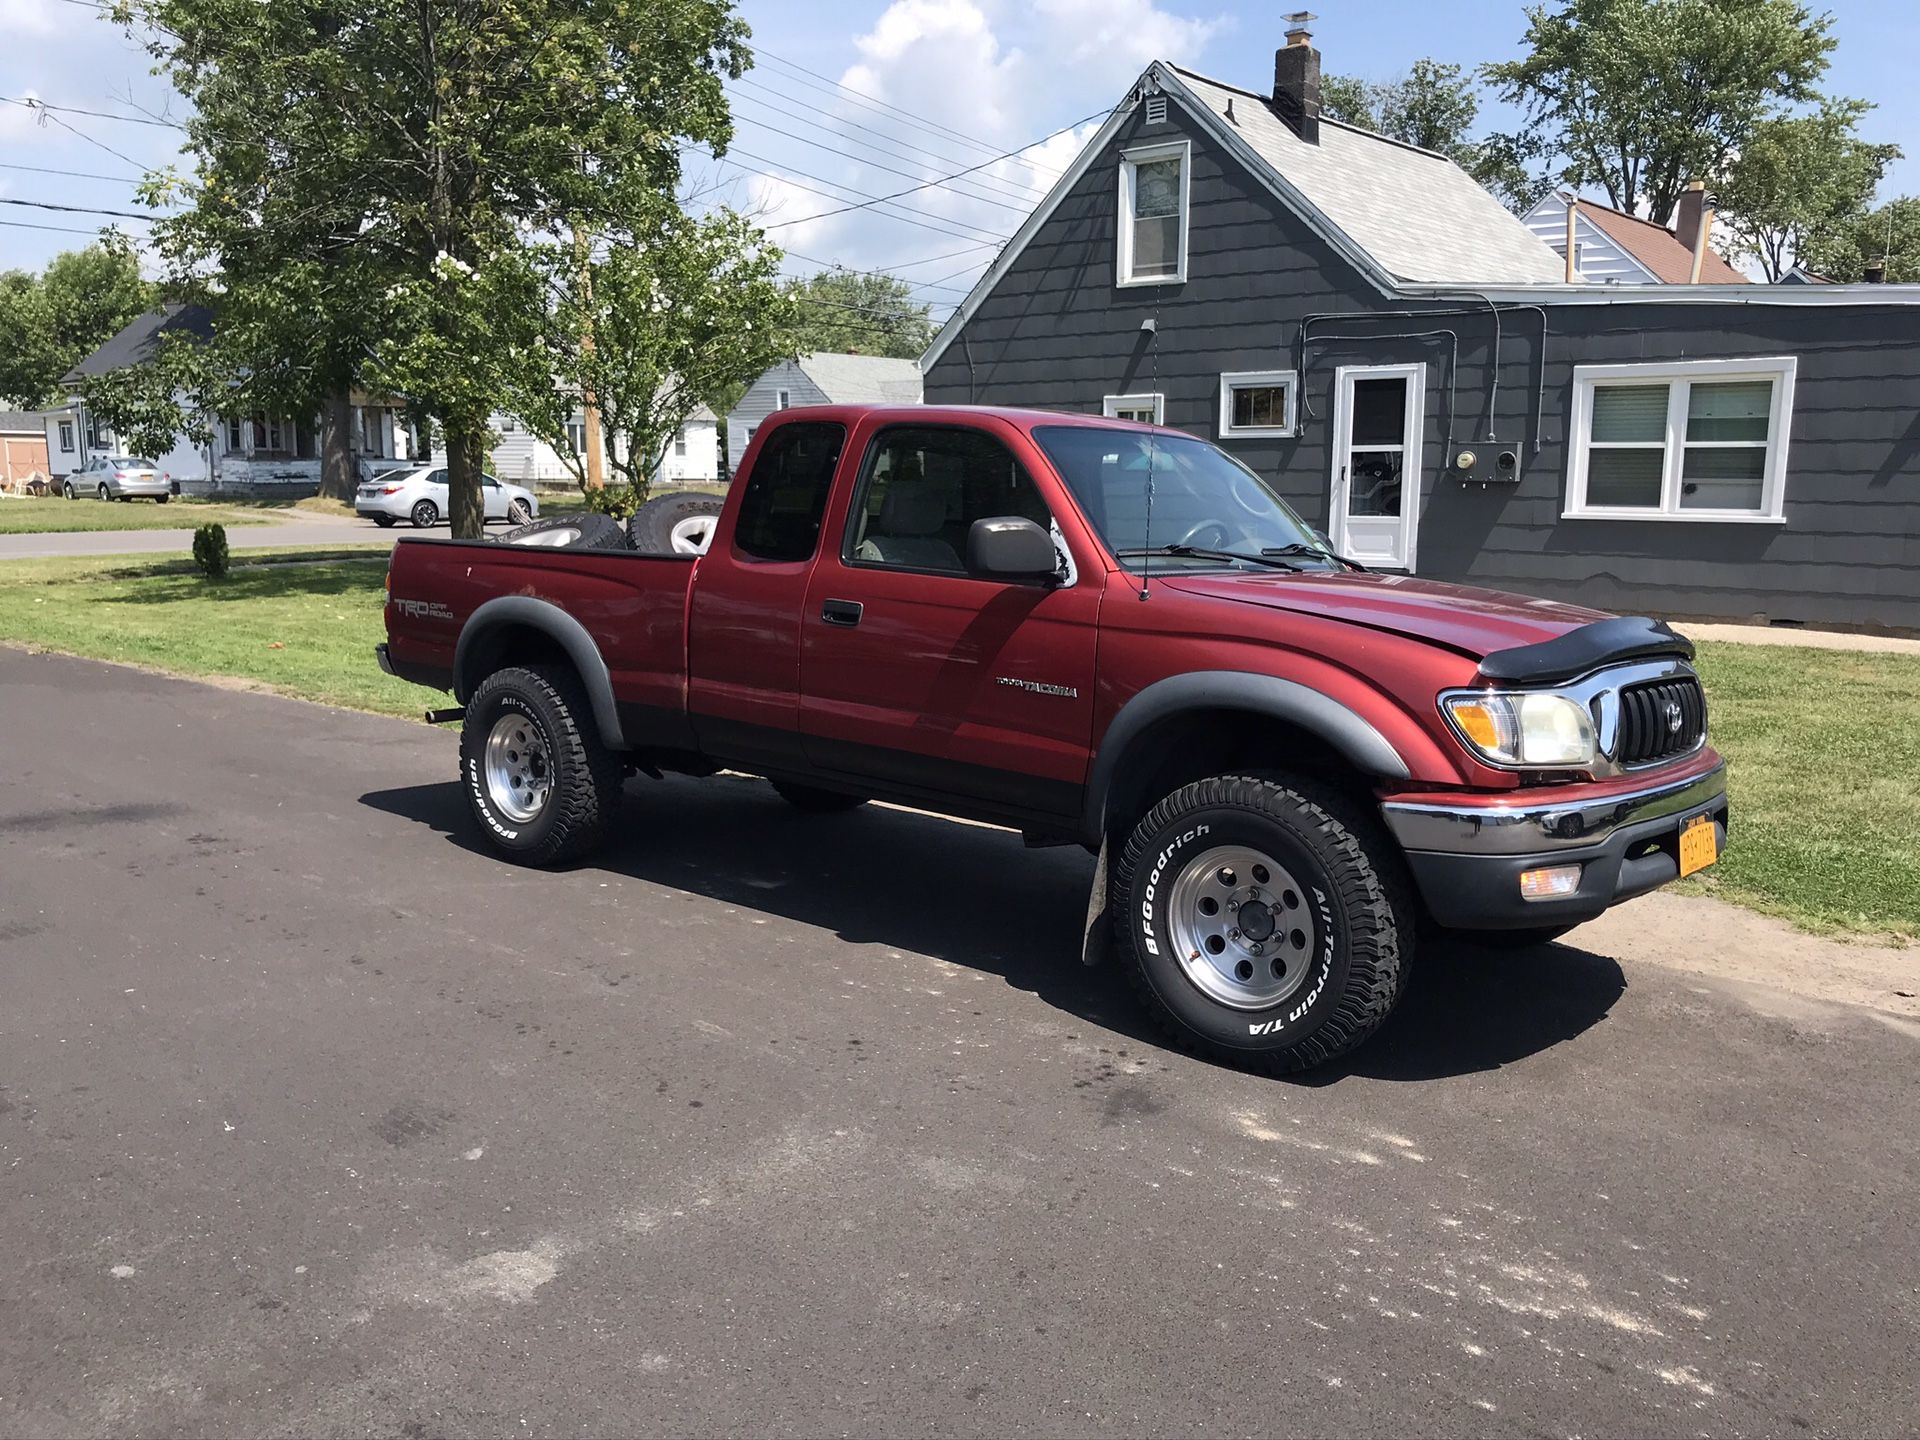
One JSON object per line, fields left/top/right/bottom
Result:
{"left": 1615, "top": 676, "right": 1707, "bottom": 766}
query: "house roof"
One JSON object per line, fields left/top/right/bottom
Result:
{"left": 1559, "top": 195, "right": 1750, "bottom": 285}
{"left": 0, "top": 410, "right": 43, "bottom": 433}
{"left": 793, "top": 352, "right": 923, "bottom": 403}
{"left": 1168, "top": 68, "right": 1566, "bottom": 287}
{"left": 685, "top": 402, "right": 719, "bottom": 424}
{"left": 61, "top": 303, "right": 215, "bottom": 385}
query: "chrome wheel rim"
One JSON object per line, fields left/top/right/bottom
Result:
{"left": 1164, "top": 844, "right": 1318, "bottom": 1011}
{"left": 668, "top": 514, "right": 715, "bottom": 554}
{"left": 483, "top": 712, "right": 551, "bottom": 823}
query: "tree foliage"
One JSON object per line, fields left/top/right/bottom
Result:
{"left": 1715, "top": 100, "right": 1902, "bottom": 281}
{"left": 1485, "top": 0, "right": 1835, "bottom": 221}
{"left": 1319, "top": 60, "right": 1546, "bottom": 213}
{"left": 119, "top": 0, "right": 782, "bottom": 536}
{"left": 781, "top": 268, "right": 934, "bottom": 361}
{"left": 0, "top": 239, "right": 154, "bottom": 407}
{"left": 1800, "top": 196, "right": 1920, "bottom": 284}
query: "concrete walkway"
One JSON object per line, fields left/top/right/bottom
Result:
{"left": 1680, "top": 621, "right": 1920, "bottom": 656}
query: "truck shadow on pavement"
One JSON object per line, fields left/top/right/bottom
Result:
{"left": 360, "top": 772, "right": 1626, "bottom": 1085}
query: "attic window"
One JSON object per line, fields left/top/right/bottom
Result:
{"left": 1144, "top": 95, "right": 1167, "bottom": 126}
{"left": 1117, "top": 140, "right": 1189, "bottom": 287}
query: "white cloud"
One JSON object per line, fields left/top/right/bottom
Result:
{"left": 1032, "top": 0, "right": 1224, "bottom": 72}
{"left": 0, "top": 0, "right": 58, "bottom": 38}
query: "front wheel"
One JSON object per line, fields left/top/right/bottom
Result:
{"left": 63, "top": 482, "right": 77, "bottom": 500}
{"left": 410, "top": 499, "right": 439, "bottom": 528}
{"left": 1114, "top": 773, "right": 1413, "bottom": 1074}
{"left": 460, "top": 665, "right": 623, "bottom": 866}
{"left": 506, "top": 498, "right": 533, "bottom": 526}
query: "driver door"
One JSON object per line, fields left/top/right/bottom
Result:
{"left": 798, "top": 420, "right": 1102, "bottom": 824}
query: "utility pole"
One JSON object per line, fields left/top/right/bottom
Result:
{"left": 574, "top": 203, "right": 606, "bottom": 490}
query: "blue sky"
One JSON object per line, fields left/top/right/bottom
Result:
{"left": 3, "top": 0, "right": 1917, "bottom": 313}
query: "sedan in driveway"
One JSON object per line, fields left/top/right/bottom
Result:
{"left": 354, "top": 465, "right": 539, "bottom": 529}
{"left": 64, "top": 455, "right": 171, "bottom": 502}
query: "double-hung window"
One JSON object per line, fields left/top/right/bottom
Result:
{"left": 1218, "top": 370, "right": 1298, "bottom": 438}
{"left": 1103, "top": 393, "right": 1165, "bottom": 425}
{"left": 1117, "top": 140, "right": 1189, "bottom": 286}
{"left": 1566, "top": 358, "right": 1796, "bottom": 522}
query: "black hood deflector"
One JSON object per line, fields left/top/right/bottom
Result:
{"left": 1476, "top": 616, "right": 1693, "bottom": 685}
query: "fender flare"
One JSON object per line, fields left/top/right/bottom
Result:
{"left": 453, "top": 596, "right": 626, "bottom": 751}
{"left": 1082, "top": 670, "right": 1408, "bottom": 845}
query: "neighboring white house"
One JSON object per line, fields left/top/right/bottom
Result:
{"left": 446, "top": 404, "right": 722, "bottom": 487}
{"left": 1520, "top": 191, "right": 1752, "bottom": 285}
{"left": 43, "top": 305, "right": 413, "bottom": 492}
{"left": 725, "top": 353, "right": 922, "bottom": 470}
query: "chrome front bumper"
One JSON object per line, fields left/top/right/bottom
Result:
{"left": 1381, "top": 761, "right": 1728, "bottom": 856}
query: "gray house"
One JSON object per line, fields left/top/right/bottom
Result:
{"left": 922, "top": 23, "right": 1920, "bottom": 632}
{"left": 726, "top": 353, "right": 921, "bottom": 475}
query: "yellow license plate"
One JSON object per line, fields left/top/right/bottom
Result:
{"left": 1678, "top": 813, "right": 1719, "bottom": 877}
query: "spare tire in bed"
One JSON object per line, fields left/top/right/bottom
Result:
{"left": 497, "top": 512, "right": 632, "bottom": 550}
{"left": 628, "top": 493, "right": 724, "bottom": 555}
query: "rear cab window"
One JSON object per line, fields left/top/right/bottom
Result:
{"left": 733, "top": 421, "right": 847, "bottom": 562}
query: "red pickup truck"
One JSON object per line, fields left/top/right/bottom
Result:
{"left": 379, "top": 404, "right": 1726, "bottom": 1073}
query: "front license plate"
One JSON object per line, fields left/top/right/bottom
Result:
{"left": 1678, "top": 813, "right": 1719, "bottom": 877}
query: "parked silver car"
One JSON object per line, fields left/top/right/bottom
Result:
{"left": 354, "top": 465, "right": 539, "bottom": 529}
{"left": 64, "top": 455, "right": 171, "bottom": 502}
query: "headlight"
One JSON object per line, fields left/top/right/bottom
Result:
{"left": 1443, "top": 690, "right": 1596, "bottom": 767}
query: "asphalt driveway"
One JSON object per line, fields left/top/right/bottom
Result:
{"left": 1, "top": 648, "right": 1914, "bottom": 1437}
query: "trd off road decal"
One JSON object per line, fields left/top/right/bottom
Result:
{"left": 1139, "top": 825, "right": 1210, "bottom": 956}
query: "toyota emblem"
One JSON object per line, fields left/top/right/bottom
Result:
{"left": 1664, "top": 699, "right": 1685, "bottom": 734}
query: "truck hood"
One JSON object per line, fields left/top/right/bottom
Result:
{"left": 1158, "top": 571, "right": 1610, "bottom": 663}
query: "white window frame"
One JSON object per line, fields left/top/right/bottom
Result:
{"left": 1103, "top": 392, "right": 1165, "bottom": 424}
{"left": 1116, "top": 139, "right": 1190, "bottom": 288}
{"left": 1218, "top": 369, "right": 1299, "bottom": 439}
{"left": 1565, "top": 357, "right": 1796, "bottom": 524}
{"left": 776, "top": 388, "right": 792, "bottom": 411}
{"left": 57, "top": 420, "right": 74, "bottom": 452}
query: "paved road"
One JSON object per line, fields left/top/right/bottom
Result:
{"left": 2, "top": 649, "right": 1915, "bottom": 1438}
{"left": 0, "top": 509, "right": 398, "bottom": 561}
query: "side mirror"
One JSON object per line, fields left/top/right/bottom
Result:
{"left": 1311, "top": 527, "right": 1336, "bottom": 551}
{"left": 966, "top": 516, "right": 1058, "bottom": 583}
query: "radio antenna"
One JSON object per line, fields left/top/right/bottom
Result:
{"left": 1139, "top": 307, "right": 1160, "bottom": 601}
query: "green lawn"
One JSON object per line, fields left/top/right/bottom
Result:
{"left": 0, "top": 549, "right": 422, "bottom": 718}
{"left": 0, "top": 497, "right": 272, "bottom": 535}
{"left": 1, "top": 556, "right": 1915, "bottom": 938}
{"left": 1682, "top": 641, "right": 1920, "bottom": 939}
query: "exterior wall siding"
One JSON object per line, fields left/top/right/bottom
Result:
{"left": 726, "top": 361, "right": 831, "bottom": 469}
{"left": 925, "top": 97, "right": 1920, "bottom": 631}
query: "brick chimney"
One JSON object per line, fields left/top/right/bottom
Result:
{"left": 1273, "top": 12, "right": 1321, "bottom": 145}
{"left": 1675, "top": 179, "right": 1717, "bottom": 283}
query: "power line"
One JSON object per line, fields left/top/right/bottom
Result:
{"left": 0, "top": 94, "right": 184, "bottom": 130}
{"left": 733, "top": 111, "right": 1037, "bottom": 216}
{"left": 10, "top": 103, "right": 159, "bottom": 174}
{"left": 0, "top": 217, "right": 109, "bottom": 235}
{"left": 730, "top": 83, "right": 1048, "bottom": 204}
{"left": 757, "top": 108, "right": 1101, "bottom": 233}
{"left": 0, "top": 196, "right": 158, "bottom": 221}
{"left": 718, "top": 150, "right": 1012, "bottom": 245}
{"left": 0, "top": 159, "right": 145, "bottom": 184}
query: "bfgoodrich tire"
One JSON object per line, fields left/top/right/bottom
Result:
{"left": 628, "top": 493, "right": 723, "bottom": 555}
{"left": 497, "top": 512, "right": 632, "bottom": 551}
{"left": 459, "top": 665, "right": 624, "bottom": 866}
{"left": 1114, "top": 773, "right": 1413, "bottom": 1074}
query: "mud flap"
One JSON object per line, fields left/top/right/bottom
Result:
{"left": 1081, "top": 835, "right": 1112, "bottom": 967}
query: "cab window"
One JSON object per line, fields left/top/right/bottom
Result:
{"left": 734, "top": 422, "right": 845, "bottom": 562}
{"left": 844, "top": 426, "right": 1056, "bottom": 578}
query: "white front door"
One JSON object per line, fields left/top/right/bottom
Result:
{"left": 1330, "top": 363, "right": 1425, "bottom": 571}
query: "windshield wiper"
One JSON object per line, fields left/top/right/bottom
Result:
{"left": 1117, "top": 544, "right": 1301, "bottom": 571}
{"left": 1261, "top": 543, "right": 1368, "bottom": 573}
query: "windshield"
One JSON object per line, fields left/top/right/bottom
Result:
{"left": 111, "top": 457, "right": 158, "bottom": 469}
{"left": 1030, "top": 426, "right": 1335, "bottom": 571}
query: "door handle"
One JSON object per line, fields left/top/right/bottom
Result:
{"left": 821, "top": 598, "right": 864, "bottom": 627}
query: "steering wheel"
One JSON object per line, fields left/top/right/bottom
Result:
{"left": 1176, "top": 519, "right": 1234, "bottom": 549}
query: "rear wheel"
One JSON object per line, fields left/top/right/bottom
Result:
{"left": 1114, "top": 772, "right": 1413, "bottom": 1074}
{"left": 98, "top": 483, "right": 112, "bottom": 502}
{"left": 771, "top": 780, "right": 868, "bottom": 813}
{"left": 629, "top": 493, "right": 723, "bottom": 555}
{"left": 460, "top": 665, "right": 623, "bottom": 866}
{"left": 497, "top": 512, "right": 631, "bottom": 550}
{"left": 410, "top": 498, "right": 438, "bottom": 528}
{"left": 372, "top": 515, "right": 397, "bottom": 528}
{"left": 155, "top": 493, "right": 170, "bottom": 505}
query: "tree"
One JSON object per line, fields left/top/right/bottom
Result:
{"left": 1317, "top": 60, "right": 1547, "bottom": 213}
{"left": 782, "top": 268, "right": 934, "bottom": 360}
{"left": 510, "top": 205, "right": 793, "bottom": 493}
{"left": 0, "top": 238, "right": 153, "bottom": 407}
{"left": 120, "top": 0, "right": 781, "bottom": 538}
{"left": 1801, "top": 197, "right": 1920, "bottom": 284}
{"left": 1716, "top": 100, "right": 1901, "bottom": 281}
{"left": 1485, "top": 0, "right": 1835, "bottom": 221}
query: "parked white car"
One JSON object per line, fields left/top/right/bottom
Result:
{"left": 65, "top": 455, "right": 171, "bottom": 502}
{"left": 354, "top": 465, "right": 539, "bottom": 529}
